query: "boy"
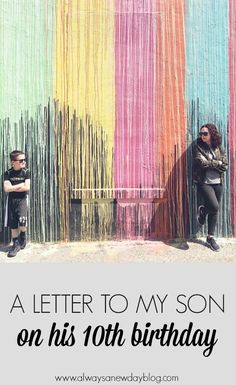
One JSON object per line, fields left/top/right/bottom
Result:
{"left": 4, "top": 150, "right": 30, "bottom": 258}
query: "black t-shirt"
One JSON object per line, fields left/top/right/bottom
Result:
{"left": 4, "top": 168, "right": 30, "bottom": 199}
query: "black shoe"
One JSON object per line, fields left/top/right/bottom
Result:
{"left": 19, "top": 232, "right": 27, "bottom": 249}
{"left": 206, "top": 237, "right": 220, "bottom": 252}
{"left": 197, "top": 205, "right": 206, "bottom": 226}
{"left": 7, "top": 241, "right": 21, "bottom": 258}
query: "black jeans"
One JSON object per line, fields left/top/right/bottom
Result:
{"left": 198, "top": 184, "right": 223, "bottom": 236}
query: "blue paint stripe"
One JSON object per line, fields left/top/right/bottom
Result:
{"left": 186, "top": 0, "right": 228, "bottom": 133}
{"left": 186, "top": 0, "right": 230, "bottom": 236}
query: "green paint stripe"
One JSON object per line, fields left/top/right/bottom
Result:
{"left": 0, "top": 0, "right": 55, "bottom": 122}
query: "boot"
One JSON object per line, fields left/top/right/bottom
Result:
{"left": 7, "top": 238, "right": 21, "bottom": 258}
{"left": 19, "top": 231, "right": 27, "bottom": 249}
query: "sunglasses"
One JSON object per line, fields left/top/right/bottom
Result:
{"left": 14, "top": 159, "right": 26, "bottom": 163}
{"left": 199, "top": 132, "right": 209, "bottom": 137}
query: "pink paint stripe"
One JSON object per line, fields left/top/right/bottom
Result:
{"left": 229, "top": 0, "right": 236, "bottom": 236}
{"left": 114, "top": 0, "right": 157, "bottom": 197}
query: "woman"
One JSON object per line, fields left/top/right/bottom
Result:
{"left": 192, "top": 123, "right": 228, "bottom": 251}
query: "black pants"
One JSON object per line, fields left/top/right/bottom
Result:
{"left": 198, "top": 184, "right": 223, "bottom": 236}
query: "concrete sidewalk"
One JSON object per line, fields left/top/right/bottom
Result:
{"left": 1, "top": 238, "right": 236, "bottom": 263}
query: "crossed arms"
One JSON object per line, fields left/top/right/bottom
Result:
{"left": 192, "top": 145, "right": 228, "bottom": 172}
{"left": 4, "top": 179, "right": 30, "bottom": 193}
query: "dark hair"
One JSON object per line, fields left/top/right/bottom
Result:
{"left": 200, "top": 123, "right": 222, "bottom": 149}
{"left": 10, "top": 150, "right": 25, "bottom": 161}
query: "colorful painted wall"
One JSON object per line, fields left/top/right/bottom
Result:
{"left": 0, "top": 0, "right": 235, "bottom": 242}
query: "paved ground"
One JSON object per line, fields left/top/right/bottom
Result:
{"left": 1, "top": 238, "right": 236, "bottom": 263}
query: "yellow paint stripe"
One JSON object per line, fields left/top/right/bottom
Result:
{"left": 54, "top": 1, "right": 115, "bottom": 239}
{"left": 55, "top": 0, "right": 114, "bottom": 147}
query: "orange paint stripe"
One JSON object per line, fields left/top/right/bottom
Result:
{"left": 156, "top": 0, "right": 188, "bottom": 239}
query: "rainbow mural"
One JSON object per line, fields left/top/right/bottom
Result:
{"left": 0, "top": 0, "right": 235, "bottom": 242}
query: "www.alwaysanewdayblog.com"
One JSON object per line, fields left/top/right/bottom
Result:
{"left": 54, "top": 373, "right": 179, "bottom": 383}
